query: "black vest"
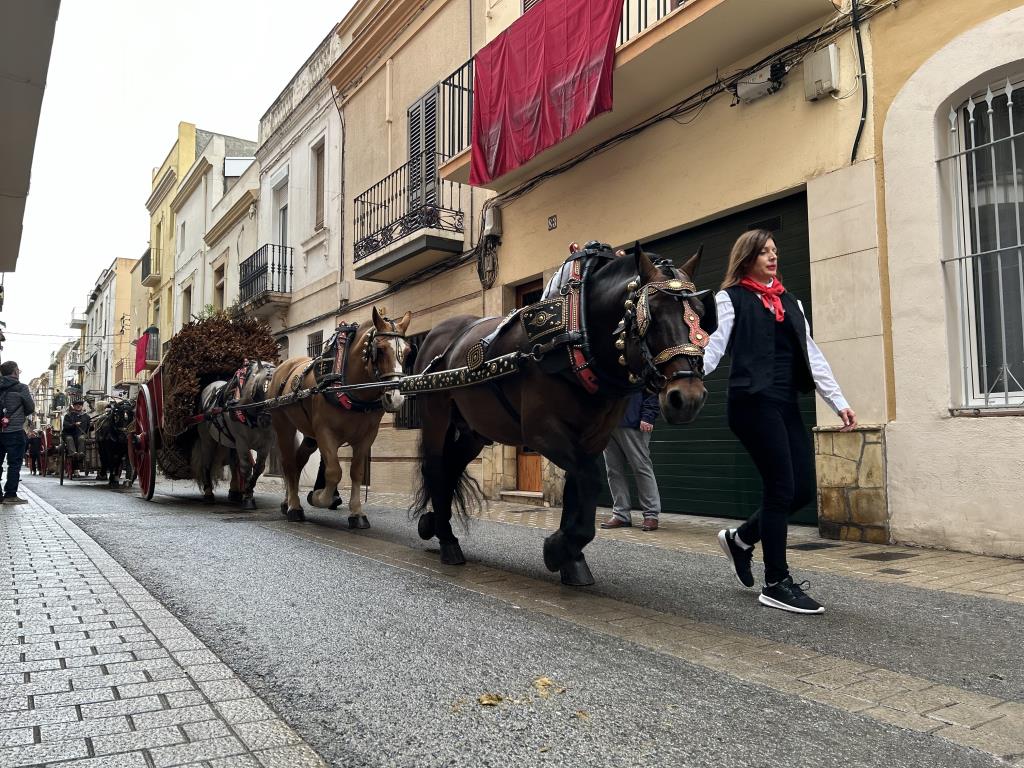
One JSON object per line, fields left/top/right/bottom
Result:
{"left": 724, "top": 285, "right": 814, "bottom": 397}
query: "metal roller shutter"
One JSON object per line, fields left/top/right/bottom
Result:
{"left": 598, "top": 193, "right": 818, "bottom": 524}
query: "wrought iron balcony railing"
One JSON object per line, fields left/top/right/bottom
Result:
{"left": 439, "top": 0, "right": 688, "bottom": 159}
{"left": 141, "top": 247, "right": 162, "bottom": 286}
{"left": 239, "top": 244, "right": 294, "bottom": 304}
{"left": 354, "top": 151, "right": 465, "bottom": 263}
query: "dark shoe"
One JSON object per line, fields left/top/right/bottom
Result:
{"left": 641, "top": 517, "right": 659, "bottom": 532}
{"left": 3, "top": 496, "right": 28, "bottom": 506}
{"left": 600, "top": 516, "right": 631, "bottom": 529}
{"left": 718, "top": 528, "right": 755, "bottom": 589}
{"left": 759, "top": 577, "right": 825, "bottom": 615}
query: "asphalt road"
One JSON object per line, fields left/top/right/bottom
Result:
{"left": 23, "top": 475, "right": 1021, "bottom": 768}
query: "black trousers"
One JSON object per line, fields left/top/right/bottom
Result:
{"left": 727, "top": 394, "right": 815, "bottom": 584}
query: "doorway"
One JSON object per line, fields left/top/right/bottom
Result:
{"left": 515, "top": 280, "right": 544, "bottom": 492}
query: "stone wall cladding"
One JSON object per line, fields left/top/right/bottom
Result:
{"left": 815, "top": 425, "right": 889, "bottom": 544}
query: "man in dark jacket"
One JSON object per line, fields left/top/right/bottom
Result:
{"left": 62, "top": 399, "right": 90, "bottom": 476}
{"left": 27, "top": 430, "right": 43, "bottom": 475}
{"left": 600, "top": 391, "right": 662, "bottom": 531}
{"left": 0, "top": 361, "right": 35, "bottom": 504}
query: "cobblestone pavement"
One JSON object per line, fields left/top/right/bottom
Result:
{"left": 0, "top": 488, "right": 327, "bottom": 768}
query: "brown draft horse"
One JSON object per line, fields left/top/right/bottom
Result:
{"left": 268, "top": 307, "right": 411, "bottom": 527}
{"left": 411, "top": 244, "right": 714, "bottom": 586}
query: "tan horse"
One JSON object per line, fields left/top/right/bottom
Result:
{"left": 269, "top": 307, "right": 411, "bottom": 526}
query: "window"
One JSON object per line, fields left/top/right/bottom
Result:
{"left": 408, "top": 88, "right": 439, "bottom": 208}
{"left": 178, "top": 221, "right": 185, "bottom": 255}
{"left": 942, "top": 76, "right": 1024, "bottom": 407}
{"left": 307, "top": 331, "right": 324, "bottom": 359}
{"left": 279, "top": 203, "right": 289, "bottom": 247}
{"left": 182, "top": 286, "right": 192, "bottom": 324}
{"left": 394, "top": 331, "right": 427, "bottom": 429}
{"left": 313, "top": 142, "right": 325, "bottom": 231}
{"left": 523, "top": 0, "right": 542, "bottom": 12}
{"left": 213, "top": 265, "right": 225, "bottom": 311}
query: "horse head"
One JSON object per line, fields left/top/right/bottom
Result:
{"left": 592, "top": 242, "right": 713, "bottom": 424}
{"left": 361, "top": 306, "right": 412, "bottom": 413}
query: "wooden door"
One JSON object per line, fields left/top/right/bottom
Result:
{"left": 516, "top": 281, "right": 544, "bottom": 492}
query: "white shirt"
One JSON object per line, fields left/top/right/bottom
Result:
{"left": 704, "top": 288, "right": 850, "bottom": 414}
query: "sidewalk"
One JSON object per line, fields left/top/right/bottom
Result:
{"left": 1, "top": 488, "right": 327, "bottom": 768}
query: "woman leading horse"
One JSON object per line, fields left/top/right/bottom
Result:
{"left": 411, "top": 242, "right": 715, "bottom": 586}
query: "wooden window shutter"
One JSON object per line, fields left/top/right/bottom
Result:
{"left": 314, "top": 144, "right": 325, "bottom": 230}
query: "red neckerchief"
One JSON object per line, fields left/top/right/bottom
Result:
{"left": 739, "top": 276, "right": 786, "bottom": 322}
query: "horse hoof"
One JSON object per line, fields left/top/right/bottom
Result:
{"left": 560, "top": 557, "right": 595, "bottom": 587}
{"left": 329, "top": 494, "right": 343, "bottom": 511}
{"left": 280, "top": 502, "right": 288, "bottom": 516}
{"left": 306, "top": 491, "right": 315, "bottom": 506}
{"left": 287, "top": 508, "right": 305, "bottom": 523}
{"left": 543, "top": 531, "right": 571, "bottom": 572}
{"left": 202, "top": 495, "right": 215, "bottom": 505}
{"left": 245, "top": 498, "right": 257, "bottom": 510}
{"left": 348, "top": 515, "right": 371, "bottom": 530}
{"left": 228, "top": 491, "right": 244, "bottom": 504}
{"left": 439, "top": 540, "right": 466, "bottom": 566}
{"left": 417, "top": 513, "right": 435, "bottom": 541}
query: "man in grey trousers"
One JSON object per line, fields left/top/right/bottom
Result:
{"left": 600, "top": 391, "right": 662, "bottom": 532}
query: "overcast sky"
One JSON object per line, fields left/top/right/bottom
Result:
{"left": 5, "top": 0, "right": 355, "bottom": 383}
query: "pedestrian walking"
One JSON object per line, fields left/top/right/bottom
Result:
{"left": 599, "top": 391, "right": 662, "bottom": 532}
{"left": 27, "top": 429, "right": 42, "bottom": 475}
{"left": 706, "top": 230, "right": 856, "bottom": 615}
{"left": 0, "top": 361, "right": 36, "bottom": 504}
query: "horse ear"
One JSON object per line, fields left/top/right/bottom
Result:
{"left": 680, "top": 243, "right": 704, "bottom": 280}
{"left": 397, "top": 310, "right": 412, "bottom": 332}
{"left": 634, "top": 241, "right": 659, "bottom": 282}
{"left": 372, "top": 306, "right": 386, "bottom": 331}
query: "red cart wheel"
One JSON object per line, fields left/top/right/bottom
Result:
{"left": 129, "top": 385, "right": 157, "bottom": 501}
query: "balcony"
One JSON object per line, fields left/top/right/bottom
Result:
{"left": 113, "top": 357, "right": 136, "bottom": 386}
{"left": 439, "top": 0, "right": 830, "bottom": 191}
{"left": 353, "top": 151, "right": 466, "bottom": 283}
{"left": 239, "top": 244, "right": 293, "bottom": 316}
{"left": 69, "top": 309, "right": 86, "bottom": 330}
{"left": 141, "top": 247, "right": 162, "bottom": 288}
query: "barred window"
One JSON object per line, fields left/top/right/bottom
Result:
{"left": 306, "top": 331, "right": 324, "bottom": 359}
{"left": 942, "top": 76, "right": 1024, "bottom": 408}
{"left": 394, "top": 332, "right": 428, "bottom": 429}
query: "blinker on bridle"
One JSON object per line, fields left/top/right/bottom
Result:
{"left": 361, "top": 319, "right": 407, "bottom": 384}
{"left": 614, "top": 274, "right": 712, "bottom": 391}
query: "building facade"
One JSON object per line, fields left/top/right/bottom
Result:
{"left": 76, "top": 257, "right": 136, "bottom": 395}
{"left": 243, "top": 30, "right": 347, "bottom": 367}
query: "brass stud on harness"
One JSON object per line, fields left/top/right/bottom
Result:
{"left": 618, "top": 355, "right": 627, "bottom": 366}
{"left": 627, "top": 280, "right": 639, "bottom": 292}
{"left": 629, "top": 373, "right": 639, "bottom": 383}
{"left": 624, "top": 300, "right": 634, "bottom": 310}
{"left": 614, "top": 338, "right": 625, "bottom": 350}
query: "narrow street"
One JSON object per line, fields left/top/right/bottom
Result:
{"left": 4, "top": 476, "right": 1022, "bottom": 767}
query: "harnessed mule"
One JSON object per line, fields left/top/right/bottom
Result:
{"left": 196, "top": 360, "right": 277, "bottom": 509}
{"left": 411, "top": 242, "right": 715, "bottom": 586}
{"left": 268, "top": 306, "right": 411, "bottom": 527}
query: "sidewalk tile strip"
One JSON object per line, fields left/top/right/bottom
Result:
{"left": 0, "top": 490, "right": 328, "bottom": 768}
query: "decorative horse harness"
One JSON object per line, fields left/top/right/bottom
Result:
{"left": 286, "top": 320, "right": 406, "bottom": 412}
{"left": 409, "top": 241, "right": 715, "bottom": 398}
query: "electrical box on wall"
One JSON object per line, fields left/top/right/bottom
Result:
{"left": 804, "top": 43, "right": 840, "bottom": 101}
{"left": 484, "top": 205, "right": 503, "bottom": 237}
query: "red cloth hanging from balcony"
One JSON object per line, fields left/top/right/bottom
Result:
{"left": 134, "top": 330, "right": 150, "bottom": 375}
{"left": 469, "top": 0, "right": 623, "bottom": 186}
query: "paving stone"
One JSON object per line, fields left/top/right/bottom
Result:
{"left": 254, "top": 744, "right": 327, "bottom": 768}
{"left": 213, "top": 698, "right": 276, "bottom": 725}
{"left": 46, "top": 752, "right": 150, "bottom": 767}
{"left": 209, "top": 756, "right": 261, "bottom": 768}
{"left": 149, "top": 735, "right": 247, "bottom": 767}
{"left": 927, "top": 701, "right": 1006, "bottom": 729}
{"left": 185, "top": 662, "right": 235, "bottom": 682}
{"left": 92, "top": 724, "right": 187, "bottom": 755}
{"left": 81, "top": 695, "right": 164, "bottom": 719}
{"left": 115, "top": 678, "right": 196, "bottom": 699}
{"left": 0, "top": 726, "right": 34, "bottom": 747}
{"left": 183, "top": 718, "right": 233, "bottom": 741}
{"left": 34, "top": 686, "right": 116, "bottom": 709}
{"left": 41, "top": 714, "right": 132, "bottom": 740}
{"left": 132, "top": 704, "right": 217, "bottom": 730}
{"left": 198, "top": 679, "right": 254, "bottom": 702}
{"left": 0, "top": 737, "right": 90, "bottom": 766}
{"left": 165, "top": 690, "right": 208, "bottom": 708}
{"left": 863, "top": 706, "right": 945, "bottom": 733}
{"left": 233, "top": 719, "right": 303, "bottom": 751}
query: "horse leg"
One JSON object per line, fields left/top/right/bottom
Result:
{"left": 227, "top": 450, "right": 244, "bottom": 505}
{"left": 537, "top": 445, "right": 599, "bottom": 587}
{"left": 310, "top": 432, "right": 344, "bottom": 510}
{"left": 430, "top": 422, "right": 486, "bottom": 566}
{"left": 346, "top": 438, "right": 372, "bottom": 529}
{"left": 273, "top": 418, "right": 304, "bottom": 522}
{"left": 238, "top": 443, "right": 256, "bottom": 510}
{"left": 246, "top": 437, "right": 269, "bottom": 511}
{"left": 197, "top": 427, "right": 216, "bottom": 503}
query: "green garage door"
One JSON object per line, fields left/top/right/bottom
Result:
{"left": 598, "top": 193, "right": 818, "bottom": 524}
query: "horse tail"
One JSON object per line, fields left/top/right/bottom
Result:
{"left": 409, "top": 427, "right": 483, "bottom": 527}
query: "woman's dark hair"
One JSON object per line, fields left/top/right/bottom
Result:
{"left": 721, "top": 229, "right": 776, "bottom": 289}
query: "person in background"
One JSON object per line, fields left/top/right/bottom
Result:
{"left": 706, "top": 229, "right": 856, "bottom": 615}
{"left": 62, "top": 399, "right": 91, "bottom": 478}
{"left": 27, "top": 429, "right": 43, "bottom": 475}
{"left": 599, "top": 390, "right": 662, "bottom": 532}
{"left": 0, "top": 361, "right": 36, "bottom": 504}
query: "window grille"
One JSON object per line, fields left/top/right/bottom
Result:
{"left": 394, "top": 332, "right": 427, "bottom": 429}
{"left": 523, "top": 0, "right": 542, "bottom": 13}
{"left": 307, "top": 331, "right": 324, "bottom": 359}
{"left": 313, "top": 143, "right": 325, "bottom": 231}
{"left": 940, "top": 77, "right": 1024, "bottom": 408}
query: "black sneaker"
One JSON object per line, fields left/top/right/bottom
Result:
{"left": 3, "top": 496, "right": 28, "bottom": 505}
{"left": 717, "top": 528, "right": 755, "bottom": 588}
{"left": 759, "top": 577, "right": 825, "bottom": 615}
